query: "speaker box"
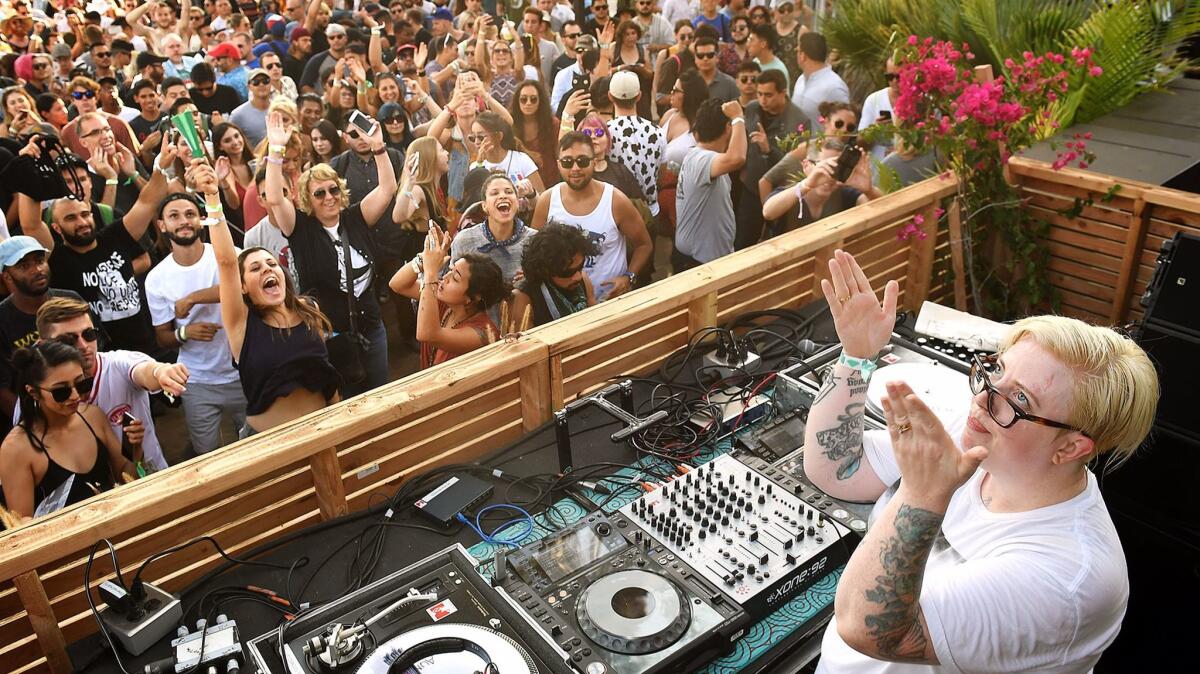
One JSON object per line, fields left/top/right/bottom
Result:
{"left": 1140, "top": 232, "right": 1200, "bottom": 337}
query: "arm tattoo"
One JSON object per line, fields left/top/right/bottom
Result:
{"left": 815, "top": 403, "right": 864, "bottom": 480}
{"left": 813, "top": 370, "right": 840, "bottom": 405}
{"left": 863, "top": 504, "right": 943, "bottom": 661}
{"left": 847, "top": 370, "right": 868, "bottom": 396}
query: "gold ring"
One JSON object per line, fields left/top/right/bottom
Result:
{"left": 896, "top": 422, "right": 912, "bottom": 434}
{"left": 838, "top": 294, "right": 851, "bottom": 303}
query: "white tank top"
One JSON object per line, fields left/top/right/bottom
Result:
{"left": 547, "top": 182, "right": 627, "bottom": 301}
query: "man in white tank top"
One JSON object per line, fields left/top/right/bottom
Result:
{"left": 531, "top": 131, "right": 653, "bottom": 301}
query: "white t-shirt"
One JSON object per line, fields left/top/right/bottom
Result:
{"left": 244, "top": 217, "right": 300, "bottom": 289}
{"left": 15, "top": 350, "right": 168, "bottom": 471}
{"left": 145, "top": 244, "right": 239, "bottom": 386}
{"left": 817, "top": 420, "right": 1128, "bottom": 674}
{"left": 859, "top": 87, "right": 895, "bottom": 162}
{"left": 791, "top": 65, "right": 851, "bottom": 129}
{"left": 483, "top": 150, "right": 539, "bottom": 186}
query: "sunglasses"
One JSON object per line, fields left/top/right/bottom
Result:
{"left": 778, "top": 5, "right": 794, "bottom": 11}
{"left": 94, "top": 51, "right": 111, "bottom": 58}
{"left": 695, "top": 51, "right": 717, "bottom": 60}
{"left": 38, "top": 377, "right": 95, "bottom": 403}
{"left": 563, "top": 32, "right": 581, "bottom": 39}
{"left": 581, "top": 128, "right": 606, "bottom": 138}
{"left": 466, "top": 133, "right": 488, "bottom": 144}
{"left": 558, "top": 155, "right": 593, "bottom": 168}
{"left": 249, "top": 77, "right": 271, "bottom": 85}
{"left": 384, "top": 116, "right": 404, "bottom": 123}
{"left": 884, "top": 72, "right": 900, "bottom": 82}
{"left": 52, "top": 327, "right": 100, "bottom": 347}
{"left": 312, "top": 185, "right": 342, "bottom": 200}
{"left": 71, "top": 90, "right": 97, "bottom": 100}
{"left": 33, "top": 62, "right": 50, "bottom": 70}
{"left": 555, "top": 262, "right": 585, "bottom": 277}
{"left": 738, "top": 75, "right": 757, "bottom": 83}
{"left": 593, "top": 4, "right": 608, "bottom": 10}
{"left": 265, "top": 62, "right": 283, "bottom": 70}
{"left": 519, "top": 94, "right": 539, "bottom": 104}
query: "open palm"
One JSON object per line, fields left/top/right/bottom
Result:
{"left": 819, "top": 249, "right": 898, "bottom": 359}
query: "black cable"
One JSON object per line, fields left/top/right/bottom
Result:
{"left": 84, "top": 540, "right": 134, "bottom": 674}
{"left": 132, "top": 535, "right": 304, "bottom": 597}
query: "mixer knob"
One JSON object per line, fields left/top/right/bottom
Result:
{"left": 732, "top": 510, "right": 741, "bottom": 520}
{"left": 753, "top": 476, "right": 760, "bottom": 487}
{"left": 725, "top": 503, "right": 734, "bottom": 514}
{"left": 729, "top": 475, "right": 735, "bottom": 485}
{"left": 698, "top": 529, "right": 706, "bottom": 540}
{"left": 747, "top": 564, "right": 756, "bottom": 574}
{"left": 721, "top": 515, "right": 729, "bottom": 526}
{"left": 724, "top": 575, "right": 735, "bottom": 586}
{"left": 807, "top": 525, "right": 816, "bottom": 536}
{"left": 669, "top": 507, "right": 677, "bottom": 518}
{"left": 736, "top": 496, "right": 745, "bottom": 507}
{"left": 765, "top": 484, "right": 773, "bottom": 495}
{"left": 744, "top": 471, "right": 751, "bottom": 482}
{"left": 757, "top": 495, "right": 766, "bottom": 504}
{"left": 806, "top": 509, "right": 814, "bottom": 521}
{"left": 744, "top": 502, "right": 753, "bottom": 512}
{"left": 709, "top": 522, "right": 717, "bottom": 533}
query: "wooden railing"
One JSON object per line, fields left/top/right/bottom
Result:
{"left": 0, "top": 176, "right": 961, "bottom": 673}
{"left": 1009, "top": 157, "right": 1200, "bottom": 324}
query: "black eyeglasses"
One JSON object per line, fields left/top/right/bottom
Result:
{"left": 519, "top": 94, "right": 539, "bottom": 104}
{"left": 884, "top": 72, "right": 900, "bottom": 82}
{"left": 832, "top": 119, "right": 854, "bottom": 130}
{"left": 312, "top": 185, "right": 342, "bottom": 200}
{"left": 969, "top": 354, "right": 1088, "bottom": 436}
{"left": 33, "top": 62, "right": 50, "bottom": 70}
{"left": 249, "top": 76, "right": 271, "bottom": 86}
{"left": 559, "top": 156, "right": 593, "bottom": 169}
{"left": 39, "top": 377, "right": 94, "bottom": 403}
{"left": 384, "top": 116, "right": 404, "bottom": 124}
{"left": 593, "top": 4, "right": 608, "bottom": 10}
{"left": 52, "top": 327, "right": 100, "bottom": 347}
{"left": 94, "top": 51, "right": 111, "bottom": 58}
{"left": 695, "top": 51, "right": 717, "bottom": 60}
{"left": 71, "top": 90, "right": 96, "bottom": 100}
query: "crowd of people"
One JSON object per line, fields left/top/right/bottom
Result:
{"left": 0, "top": 0, "right": 937, "bottom": 523}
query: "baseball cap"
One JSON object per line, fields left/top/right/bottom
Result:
{"left": 247, "top": 67, "right": 270, "bottom": 81}
{"left": 136, "top": 52, "right": 168, "bottom": 70}
{"left": 609, "top": 71, "right": 640, "bottom": 100}
{"left": 290, "top": 25, "right": 310, "bottom": 41}
{"left": 51, "top": 42, "right": 72, "bottom": 60}
{"left": 432, "top": 8, "right": 453, "bottom": 22}
{"left": 576, "top": 35, "right": 598, "bottom": 52}
{"left": 207, "top": 42, "right": 241, "bottom": 60}
{"left": 325, "top": 22, "right": 347, "bottom": 37}
{"left": 397, "top": 43, "right": 417, "bottom": 53}
{"left": 0, "top": 236, "right": 49, "bottom": 273}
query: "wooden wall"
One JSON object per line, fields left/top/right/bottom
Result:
{"left": 0, "top": 176, "right": 961, "bottom": 673}
{"left": 1010, "top": 157, "right": 1200, "bottom": 325}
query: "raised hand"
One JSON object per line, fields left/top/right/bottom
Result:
{"left": 214, "top": 155, "right": 231, "bottom": 182}
{"left": 882, "top": 381, "right": 987, "bottom": 502}
{"left": 414, "top": 43, "right": 428, "bottom": 71}
{"left": 721, "top": 99, "right": 744, "bottom": 120}
{"left": 750, "top": 122, "right": 769, "bottom": 153}
{"left": 563, "top": 89, "right": 591, "bottom": 118}
{"left": 266, "top": 111, "right": 290, "bottom": 147}
{"left": 113, "top": 143, "right": 138, "bottom": 178}
{"left": 157, "top": 136, "right": 179, "bottom": 171}
{"left": 421, "top": 223, "right": 451, "bottom": 274}
{"left": 819, "top": 249, "right": 898, "bottom": 359}
{"left": 187, "top": 159, "right": 220, "bottom": 198}
{"left": 843, "top": 150, "right": 873, "bottom": 193}
{"left": 88, "top": 146, "right": 118, "bottom": 179}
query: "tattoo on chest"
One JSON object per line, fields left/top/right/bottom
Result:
{"left": 863, "top": 504, "right": 944, "bottom": 661}
{"left": 815, "top": 403, "right": 864, "bottom": 480}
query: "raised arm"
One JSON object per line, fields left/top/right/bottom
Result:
{"left": 125, "top": 2, "right": 156, "bottom": 39}
{"left": 262, "top": 112, "right": 297, "bottom": 236}
{"left": 391, "top": 154, "right": 422, "bottom": 223}
{"left": 176, "top": 0, "right": 194, "bottom": 42}
{"left": 802, "top": 250, "right": 894, "bottom": 502}
{"left": 414, "top": 226, "right": 490, "bottom": 353}
{"left": 121, "top": 144, "right": 174, "bottom": 242}
{"left": 711, "top": 100, "right": 747, "bottom": 178}
{"left": 193, "top": 158, "right": 250, "bottom": 356}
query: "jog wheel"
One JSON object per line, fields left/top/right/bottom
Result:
{"left": 575, "top": 569, "right": 691, "bottom": 655}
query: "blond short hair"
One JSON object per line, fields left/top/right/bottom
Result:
{"left": 1002, "top": 315, "right": 1159, "bottom": 466}
{"left": 296, "top": 163, "right": 350, "bottom": 215}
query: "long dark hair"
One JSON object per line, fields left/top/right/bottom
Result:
{"left": 311, "top": 119, "right": 345, "bottom": 163}
{"left": 475, "top": 110, "right": 523, "bottom": 153}
{"left": 12, "top": 341, "right": 86, "bottom": 451}
{"left": 236, "top": 246, "right": 334, "bottom": 339}
{"left": 461, "top": 252, "right": 510, "bottom": 313}
{"left": 211, "top": 122, "right": 255, "bottom": 165}
{"left": 679, "top": 69, "right": 707, "bottom": 126}
{"left": 521, "top": 221, "right": 599, "bottom": 285}
{"left": 508, "top": 80, "right": 554, "bottom": 146}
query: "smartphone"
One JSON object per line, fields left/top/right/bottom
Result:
{"left": 880, "top": 110, "right": 892, "bottom": 120}
{"left": 347, "top": 110, "right": 375, "bottom": 135}
{"left": 121, "top": 412, "right": 137, "bottom": 428}
{"left": 833, "top": 142, "right": 863, "bottom": 183}
{"left": 571, "top": 71, "right": 591, "bottom": 94}
{"left": 120, "top": 412, "right": 138, "bottom": 460}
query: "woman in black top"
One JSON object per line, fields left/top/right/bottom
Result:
{"left": 199, "top": 159, "right": 341, "bottom": 436}
{"left": 262, "top": 111, "right": 398, "bottom": 397}
{"left": 0, "top": 341, "right": 128, "bottom": 523}
{"left": 510, "top": 222, "right": 598, "bottom": 331}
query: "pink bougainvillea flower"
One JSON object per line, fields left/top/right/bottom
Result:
{"left": 1090, "top": 66, "right": 1104, "bottom": 77}
{"left": 913, "top": 214, "right": 925, "bottom": 226}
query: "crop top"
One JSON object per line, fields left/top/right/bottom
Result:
{"left": 236, "top": 310, "right": 342, "bottom": 416}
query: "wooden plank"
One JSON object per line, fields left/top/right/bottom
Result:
{"left": 904, "top": 203, "right": 940, "bottom": 311}
{"left": 1026, "top": 206, "right": 1130, "bottom": 244}
{"left": 1043, "top": 223, "right": 1126, "bottom": 257}
{"left": 947, "top": 199, "right": 968, "bottom": 311}
{"left": 811, "top": 243, "right": 839, "bottom": 299}
{"left": 1046, "top": 255, "right": 1119, "bottom": 287}
{"left": 308, "top": 447, "right": 348, "bottom": 521}
{"left": 1148, "top": 205, "right": 1200, "bottom": 228}
{"left": 1024, "top": 192, "right": 1131, "bottom": 228}
{"left": 1055, "top": 288, "right": 1113, "bottom": 318}
{"left": 1016, "top": 177, "right": 1136, "bottom": 211}
{"left": 12, "top": 572, "right": 69, "bottom": 674}
{"left": 1111, "top": 198, "right": 1152, "bottom": 323}
{"left": 518, "top": 362, "right": 553, "bottom": 431}
{"left": 549, "top": 356, "right": 565, "bottom": 409}
{"left": 1047, "top": 271, "right": 1117, "bottom": 303}
{"left": 687, "top": 292, "right": 719, "bottom": 336}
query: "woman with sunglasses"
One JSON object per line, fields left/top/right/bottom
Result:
{"left": 509, "top": 80, "right": 560, "bottom": 188}
{"left": 262, "top": 111, "right": 397, "bottom": 397}
{"left": 470, "top": 111, "right": 543, "bottom": 202}
{"left": 574, "top": 113, "right": 645, "bottom": 205}
{"left": 474, "top": 16, "right": 527, "bottom": 108}
{"left": 377, "top": 102, "right": 415, "bottom": 154}
{"left": 0, "top": 341, "right": 131, "bottom": 523}
{"left": 773, "top": 2, "right": 803, "bottom": 83}
{"left": 807, "top": 250, "right": 1158, "bottom": 674}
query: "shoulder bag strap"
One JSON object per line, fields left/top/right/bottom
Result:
{"left": 339, "top": 226, "right": 360, "bottom": 336}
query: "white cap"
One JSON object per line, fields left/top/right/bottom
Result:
{"left": 609, "top": 71, "right": 640, "bottom": 100}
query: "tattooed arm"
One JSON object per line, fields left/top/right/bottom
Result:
{"left": 802, "top": 363, "right": 888, "bottom": 501}
{"left": 835, "top": 485, "right": 943, "bottom": 663}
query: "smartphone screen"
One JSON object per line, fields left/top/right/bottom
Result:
{"left": 348, "top": 111, "right": 375, "bottom": 134}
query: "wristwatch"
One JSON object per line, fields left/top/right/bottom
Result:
{"left": 624, "top": 271, "right": 637, "bottom": 286}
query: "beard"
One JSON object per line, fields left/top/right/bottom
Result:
{"left": 10, "top": 274, "right": 49, "bottom": 296}
{"left": 61, "top": 229, "right": 97, "bottom": 247}
{"left": 165, "top": 229, "right": 201, "bottom": 246}
{"left": 566, "top": 173, "right": 592, "bottom": 191}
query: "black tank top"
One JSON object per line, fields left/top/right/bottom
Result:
{"left": 33, "top": 412, "right": 116, "bottom": 513}
{"left": 237, "top": 310, "right": 341, "bottom": 416}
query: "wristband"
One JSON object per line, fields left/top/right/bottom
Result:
{"left": 837, "top": 350, "right": 879, "bottom": 380}
{"left": 105, "top": 178, "right": 119, "bottom": 186}
{"left": 402, "top": 189, "right": 414, "bottom": 200}
{"left": 730, "top": 117, "right": 745, "bottom": 126}
{"left": 201, "top": 216, "right": 223, "bottom": 227}
{"left": 794, "top": 181, "right": 806, "bottom": 200}
{"left": 135, "top": 460, "right": 146, "bottom": 478}
{"left": 205, "top": 200, "right": 223, "bottom": 212}
{"left": 410, "top": 257, "right": 422, "bottom": 275}
{"left": 176, "top": 325, "right": 189, "bottom": 343}
{"left": 268, "top": 144, "right": 286, "bottom": 155}
{"left": 373, "top": 146, "right": 387, "bottom": 156}
{"left": 265, "top": 156, "right": 284, "bottom": 165}
{"left": 123, "top": 175, "right": 137, "bottom": 185}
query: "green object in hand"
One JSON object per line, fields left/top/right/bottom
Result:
{"left": 171, "top": 112, "right": 206, "bottom": 158}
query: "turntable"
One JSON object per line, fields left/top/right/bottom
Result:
{"left": 498, "top": 512, "right": 748, "bottom": 674}
{"left": 247, "top": 545, "right": 573, "bottom": 674}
